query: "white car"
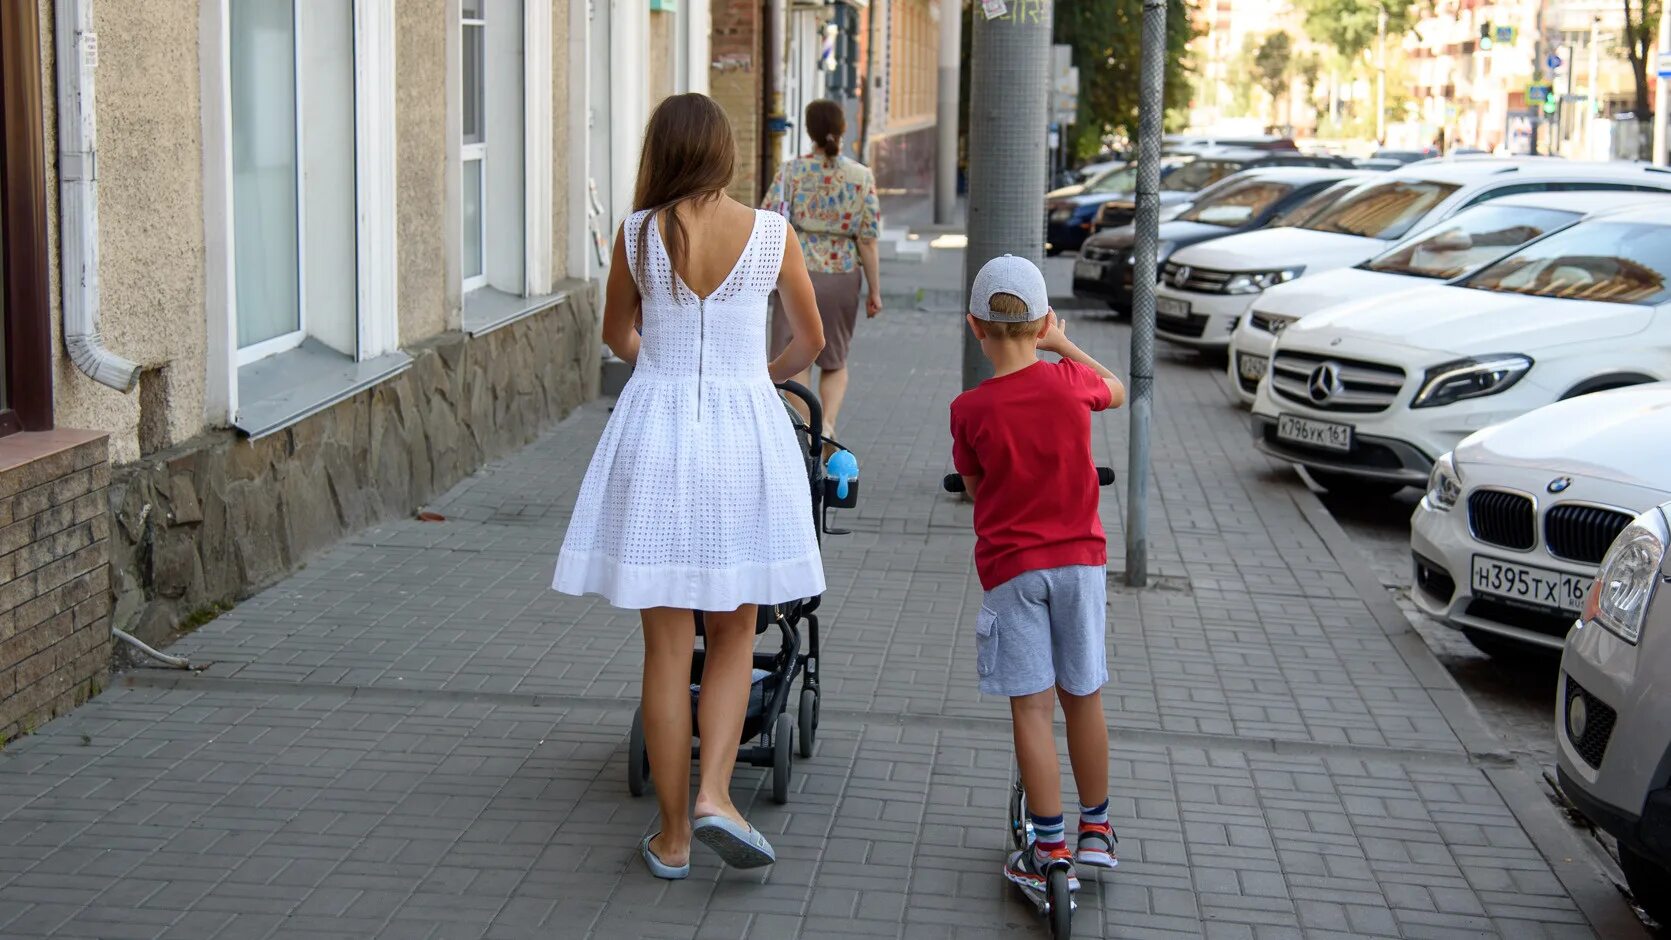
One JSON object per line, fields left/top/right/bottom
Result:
{"left": 1153, "top": 158, "right": 1671, "bottom": 353}
{"left": 1250, "top": 203, "right": 1671, "bottom": 497}
{"left": 1410, "top": 383, "right": 1671, "bottom": 655}
{"left": 1226, "top": 191, "right": 1660, "bottom": 405}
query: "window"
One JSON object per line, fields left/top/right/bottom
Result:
{"left": 1364, "top": 205, "right": 1578, "bottom": 280}
{"left": 462, "top": 0, "right": 486, "bottom": 290}
{"left": 459, "top": 0, "right": 530, "bottom": 306}
{"left": 887, "top": 0, "right": 935, "bottom": 124}
{"left": 1302, "top": 180, "right": 1461, "bottom": 240}
{"left": 1462, "top": 222, "right": 1671, "bottom": 306}
{"left": 1161, "top": 160, "right": 1239, "bottom": 193}
{"left": 0, "top": 0, "right": 52, "bottom": 435}
{"left": 229, "top": 0, "right": 361, "bottom": 365}
{"left": 1179, "top": 180, "right": 1296, "bottom": 227}
{"left": 1270, "top": 180, "right": 1359, "bottom": 228}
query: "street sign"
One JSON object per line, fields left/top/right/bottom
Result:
{"left": 1527, "top": 82, "right": 1554, "bottom": 104}
{"left": 1659, "top": 51, "right": 1671, "bottom": 79}
{"left": 1546, "top": 54, "right": 1562, "bottom": 71}
{"left": 1495, "top": 25, "right": 1515, "bottom": 44}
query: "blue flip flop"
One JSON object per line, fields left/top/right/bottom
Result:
{"left": 692, "top": 815, "right": 776, "bottom": 869}
{"left": 640, "top": 834, "right": 690, "bottom": 880}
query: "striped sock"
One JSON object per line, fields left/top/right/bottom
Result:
{"left": 1079, "top": 798, "right": 1109, "bottom": 827}
{"left": 1030, "top": 812, "right": 1067, "bottom": 860}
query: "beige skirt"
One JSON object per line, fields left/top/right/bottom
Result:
{"left": 770, "top": 269, "right": 863, "bottom": 371}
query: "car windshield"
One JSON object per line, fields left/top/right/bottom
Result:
{"left": 1161, "top": 160, "right": 1241, "bottom": 192}
{"left": 1302, "top": 179, "right": 1460, "bottom": 239}
{"left": 1363, "top": 205, "right": 1580, "bottom": 279}
{"left": 1178, "top": 179, "right": 1295, "bottom": 227}
{"left": 1084, "top": 165, "right": 1139, "bottom": 194}
{"left": 1268, "top": 181, "right": 1355, "bottom": 228}
{"left": 1461, "top": 221, "right": 1671, "bottom": 305}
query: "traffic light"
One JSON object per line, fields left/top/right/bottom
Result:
{"left": 1543, "top": 97, "right": 1558, "bottom": 115}
{"left": 1479, "top": 22, "right": 1494, "bottom": 51}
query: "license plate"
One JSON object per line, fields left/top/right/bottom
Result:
{"left": 1238, "top": 354, "right": 1268, "bottom": 381}
{"left": 1156, "top": 296, "right": 1190, "bottom": 317}
{"left": 1277, "top": 414, "right": 1352, "bottom": 452}
{"left": 1074, "top": 259, "right": 1106, "bottom": 280}
{"left": 1471, "top": 555, "right": 1589, "bottom": 614}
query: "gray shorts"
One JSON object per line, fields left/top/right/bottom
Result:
{"left": 976, "top": 565, "right": 1109, "bottom": 697}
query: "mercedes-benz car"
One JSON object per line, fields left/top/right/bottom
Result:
{"left": 1250, "top": 203, "right": 1671, "bottom": 498}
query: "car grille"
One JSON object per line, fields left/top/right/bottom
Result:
{"left": 1098, "top": 205, "right": 1136, "bottom": 229}
{"left": 1157, "top": 311, "right": 1209, "bottom": 338}
{"left": 1161, "top": 261, "right": 1234, "bottom": 294}
{"left": 1564, "top": 677, "right": 1616, "bottom": 769}
{"left": 1259, "top": 422, "right": 1406, "bottom": 470}
{"left": 1413, "top": 552, "right": 1455, "bottom": 605}
{"left": 1544, "top": 505, "right": 1634, "bottom": 565}
{"left": 1249, "top": 312, "right": 1293, "bottom": 334}
{"left": 1081, "top": 245, "right": 1119, "bottom": 262}
{"left": 1468, "top": 489, "right": 1536, "bottom": 551}
{"left": 1268, "top": 351, "right": 1406, "bottom": 413}
{"left": 1464, "top": 597, "right": 1574, "bottom": 638}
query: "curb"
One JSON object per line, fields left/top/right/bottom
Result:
{"left": 1290, "top": 467, "right": 1648, "bottom": 939}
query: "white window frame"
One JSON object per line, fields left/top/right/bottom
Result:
{"left": 462, "top": 3, "right": 489, "bottom": 292}
{"left": 202, "top": 0, "right": 400, "bottom": 424}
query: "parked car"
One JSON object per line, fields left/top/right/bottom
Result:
{"left": 1226, "top": 191, "right": 1658, "bottom": 404}
{"left": 1556, "top": 498, "right": 1671, "bottom": 925}
{"left": 1152, "top": 158, "right": 1671, "bottom": 354}
{"left": 1409, "top": 383, "right": 1671, "bottom": 657}
{"left": 1088, "top": 147, "right": 1356, "bottom": 236}
{"left": 1249, "top": 204, "right": 1671, "bottom": 498}
{"left": 1045, "top": 157, "right": 1193, "bottom": 254}
{"left": 1072, "top": 168, "right": 1371, "bottom": 313}
{"left": 1360, "top": 147, "right": 1439, "bottom": 167}
{"left": 1166, "top": 134, "right": 1300, "bottom": 156}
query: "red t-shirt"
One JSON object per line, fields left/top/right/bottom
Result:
{"left": 950, "top": 359, "right": 1114, "bottom": 590}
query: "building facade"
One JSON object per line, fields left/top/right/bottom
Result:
{"left": 0, "top": 0, "right": 713, "bottom": 741}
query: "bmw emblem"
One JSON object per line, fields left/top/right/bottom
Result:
{"left": 1548, "top": 476, "right": 1572, "bottom": 494}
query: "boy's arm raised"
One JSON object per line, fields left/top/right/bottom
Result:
{"left": 1038, "top": 316, "right": 1127, "bottom": 408}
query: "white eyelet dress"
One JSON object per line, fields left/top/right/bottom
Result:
{"left": 552, "top": 209, "right": 826, "bottom": 610}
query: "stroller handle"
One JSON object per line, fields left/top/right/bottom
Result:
{"left": 942, "top": 467, "right": 1115, "bottom": 494}
{"left": 776, "top": 380, "right": 824, "bottom": 451}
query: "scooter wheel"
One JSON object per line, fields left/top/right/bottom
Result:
{"left": 627, "top": 706, "right": 650, "bottom": 797}
{"left": 772, "top": 712, "right": 794, "bottom": 804}
{"left": 1047, "top": 866, "right": 1072, "bottom": 938}
{"left": 798, "top": 688, "right": 818, "bottom": 758}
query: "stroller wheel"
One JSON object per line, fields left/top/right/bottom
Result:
{"left": 797, "top": 688, "right": 818, "bottom": 758}
{"left": 771, "top": 712, "right": 794, "bottom": 804}
{"left": 627, "top": 706, "right": 650, "bottom": 797}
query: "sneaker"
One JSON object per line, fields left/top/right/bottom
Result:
{"left": 1076, "top": 821, "right": 1119, "bottom": 869}
{"left": 1005, "top": 844, "right": 1080, "bottom": 893}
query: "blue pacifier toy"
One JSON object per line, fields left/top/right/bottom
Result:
{"left": 826, "top": 450, "right": 859, "bottom": 501}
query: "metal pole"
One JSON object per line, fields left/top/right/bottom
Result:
{"left": 1125, "top": 0, "right": 1165, "bottom": 588}
{"left": 961, "top": 0, "right": 1052, "bottom": 390}
{"left": 1585, "top": 15, "right": 1600, "bottom": 158}
{"left": 1655, "top": 1, "right": 1670, "bottom": 165}
{"left": 935, "top": 0, "right": 963, "bottom": 224}
{"left": 1375, "top": 3, "right": 1386, "bottom": 144}
{"left": 765, "top": 0, "right": 789, "bottom": 185}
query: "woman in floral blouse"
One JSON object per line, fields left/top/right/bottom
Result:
{"left": 764, "top": 99, "right": 882, "bottom": 442}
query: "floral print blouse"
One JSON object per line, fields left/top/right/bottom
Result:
{"left": 763, "top": 156, "right": 882, "bottom": 274}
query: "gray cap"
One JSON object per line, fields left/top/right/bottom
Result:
{"left": 970, "top": 254, "right": 1050, "bottom": 322}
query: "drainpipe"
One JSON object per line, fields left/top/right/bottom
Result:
{"left": 764, "top": 0, "right": 788, "bottom": 199}
{"left": 55, "top": 0, "right": 140, "bottom": 393}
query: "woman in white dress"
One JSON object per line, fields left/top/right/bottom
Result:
{"left": 552, "top": 94, "right": 827, "bottom": 879}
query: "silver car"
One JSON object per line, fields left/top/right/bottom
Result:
{"left": 1557, "top": 501, "right": 1671, "bottom": 923}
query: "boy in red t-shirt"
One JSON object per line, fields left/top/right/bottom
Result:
{"left": 949, "top": 255, "right": 1127, "bottom": 893}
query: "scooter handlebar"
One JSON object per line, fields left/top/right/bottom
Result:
{"left": 942, "top": 467, "right": 1115, "bottom": 494}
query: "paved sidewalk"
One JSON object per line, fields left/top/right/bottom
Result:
{"left": 0, "top": 247, "right": 1645, "bottom": 938}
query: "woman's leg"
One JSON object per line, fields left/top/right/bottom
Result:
{"left": 691, "top": 605, "right": 758, "bottom": 825}
{"left": 641, "top": 607, "right": 697, "bottom": 863}
{"left": 818, "top": 366, "right": 849, "bottom": 437}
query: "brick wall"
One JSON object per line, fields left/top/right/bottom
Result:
{"left": 711, "top": 0, "right": 761, "bottom": 202}
{"left": 0, "top": 431, "right": 113, "bottom": 744}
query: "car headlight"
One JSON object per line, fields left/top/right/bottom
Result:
{"left": 1050, "top": 206, "right": 1074, "bottom": 221}
{"left": 1410, "top": 355, "right": 1532, "bottom": 409}
{"left": 1424, "top": 452, "right": 1461, "bottom": 511}
{"left": 1582, "top": 508, "right": 1668, "bottom": 644}
{"left": 1223, "top": 268, "right": 1304, "bottom": 294}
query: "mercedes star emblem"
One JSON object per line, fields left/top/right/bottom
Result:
{"left": 1307, "top": 362, "right": 1344, "bottom": 404}
{"left": 1548, "top": 476, "right": 1572, "bottom": 493}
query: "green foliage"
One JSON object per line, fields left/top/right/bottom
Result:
{"left": 1293, "top": 0, "right": 1414, "bottom": 63}
{"left": 1252, "top": 32, "right": 1293, "bottom": 119}
{"left": 1054, "top": 0, "right": 1202, "bottom": 160}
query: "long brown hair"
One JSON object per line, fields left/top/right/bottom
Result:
{"left": 632, "top": 93, "right": 737, "bottom": 284}
{"left": 805, "top": 99, "right": 845, "bottom": 165}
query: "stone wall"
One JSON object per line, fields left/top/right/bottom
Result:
{"left": 711, "top": 0, "right": 761, "bottom": 203}
{"left": 107, "top": 291, "right": 599, "bottom": 650}
{"left": 0, "top": 431, "right": 113, "bottom": 743}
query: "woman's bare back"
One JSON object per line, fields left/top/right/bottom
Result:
{"left": 659, "top": 197, "right": 764, "bottom": 299}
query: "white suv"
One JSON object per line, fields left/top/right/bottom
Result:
{"left": 1153, "top": 158, "right": 1671, "bottom": 353}
{"left": 1250, "top": 204, "right": 1671, "bottom": 497}
{"left": 1226, "top": 191, "right": 1657, "bottom": 404}
{"left": 1410, "top": 383, "right": 1671, "bottom": 655}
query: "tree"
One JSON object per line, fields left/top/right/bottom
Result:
{"left": 1052, "top": 0, "right": 1202, "bottom": 160}
{"left": 1293, "top": 0, "right": 1414, "bottom": 63}
{"left": 1253, "top": 33, "right": 1293, "bottom": 125}
{"left": 1624, "top": 0, "right": 1662, "bottom": 145}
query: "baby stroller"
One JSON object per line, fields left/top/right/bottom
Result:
{"left": 626, "top": 381, "right": 857, "bottom": 804}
